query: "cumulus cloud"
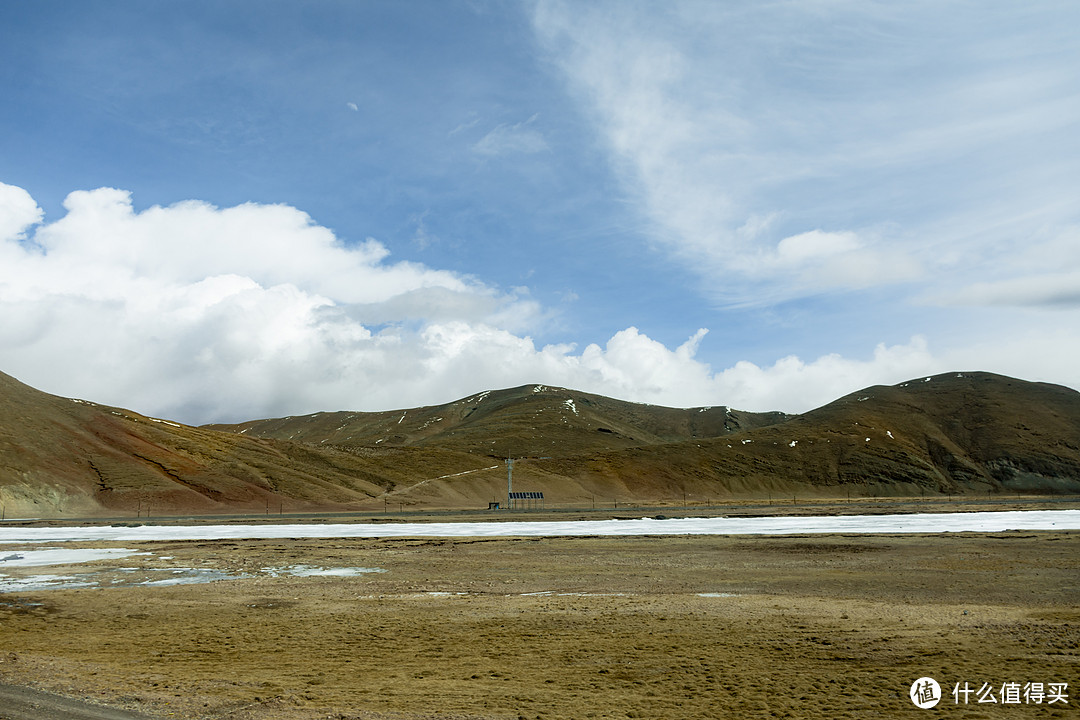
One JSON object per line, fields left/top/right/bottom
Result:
{"left": 3, "top": 182, "right": 1077, "bottom": 424}
{"left": 0, "top": 183, "right": 531, "bottom": 421}
{"left": 0, "top": 181, "right": 43, "bottom": 243}
{"left": 712, "top": 337, "right": 940, "bottom": 413}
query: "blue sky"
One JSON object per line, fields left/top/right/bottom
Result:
{"left": 2, "top": 0, "right": 1079, "bottom": 423}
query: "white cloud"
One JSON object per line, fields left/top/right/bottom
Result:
{"left": 532, "top": 1, "right": 1080, "bottom": 306}
{"left": 939, "top": 272, "right": 1080, "bottom": 308}
{"left": 0, "top": 184, "right": 534, "bottom": 421}
{"left": 569, "top": 326, "right": 1080, "bottom": 414}
{"left": 0, "top": 181, "right": 43, "bottom": 243}
{"left": 712, "top": 337, "right": 940, "bottom": 413}
{"left": 21, "top": 188, "right": 469, "bottom": 304}
{"left": 574, "top": 327, "right": 711, "bottom": 406}
{"left": 726, "top": 229, "right": 923, "bottom": 302}
{"left": 937, "top": 322, "right": 1080, "bottom": 389}
{"left": 473, "top": 114, "right": 548, "bottom": 156}
{"left": 449, "top": 116, "right": 481, "bottom": 136}
{"left": 775, "top": 230, "right": 861, "bottom": 265}
{"left": 929, "top": 225, "right": 1080, "bottom": 308}
{"left": 3, "top": 182, "right": 1078, "bottom": 424}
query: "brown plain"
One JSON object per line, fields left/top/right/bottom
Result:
{"left": 2, "top": 529, "right": 1077, "bottom": 719}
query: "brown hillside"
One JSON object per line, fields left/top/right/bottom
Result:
{"left": 802, "top": 371, "right": 1080, "bottom": 492}
{"left": 3, "top": 370, "right": 1078, "bottom": 516}
{"left": 0, "top": 371, "right": 486, "bottom": 517}
{"left": 535, "top": 372, "right": 1080, "bottom": 503}
{"left": 206, "top": 384, "right": 789, "bottom": 458}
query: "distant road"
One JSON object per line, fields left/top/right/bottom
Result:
{"left": 0, "top": 684, "right": 152, "bottom": 720}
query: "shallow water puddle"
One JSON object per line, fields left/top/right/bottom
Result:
{"left": 0, "top": 574, "right": 99, "bottom": 592}
{"left": 139, "top": 568, "right": 246, "bottom": 586}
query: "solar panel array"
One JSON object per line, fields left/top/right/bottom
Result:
{"left": 508, "top": 491, "right": 544, "bottom": 499}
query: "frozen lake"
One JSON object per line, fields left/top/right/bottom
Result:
{"left": 1, "top": 510, "right": 1077, "bottom": 544}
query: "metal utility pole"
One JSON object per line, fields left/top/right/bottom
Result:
{"left": 506, "top": 457, "right": 514, "bottom": 508}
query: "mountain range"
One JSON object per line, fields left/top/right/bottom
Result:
{"left": 2, "top": 370, "right": 1078, "bottom": 517}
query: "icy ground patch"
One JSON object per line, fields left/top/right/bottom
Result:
{"left": 264, "top": 565, "right": 386, "bottom": 577}
{"left": 0, "top": 547, "right": 388, "bottom": 593}
{"left": 0, "top": 548, "right": 148, "bottom": 566}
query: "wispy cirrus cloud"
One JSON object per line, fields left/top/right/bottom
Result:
{"left": 473, "top": 114, "right": 548, "bottom": 157}
{"left": 935, "top": 271, "right": 1080, "bottom": 308}
{"left": 928, "top": 224, "right": 1080, "bottom": 308}
{"left": 532, "top": 1, "right": 1080, "bottom": 307}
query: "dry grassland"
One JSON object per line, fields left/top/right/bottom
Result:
{"left": 1, "top": 532, "right": 1078, "bottom": 719}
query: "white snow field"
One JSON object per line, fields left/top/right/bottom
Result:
{"left": 0, "top": 510, "right": 1077, "bottom": 545}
